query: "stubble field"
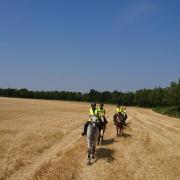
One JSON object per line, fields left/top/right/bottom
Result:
{"left": 0, "top": 97, "right": 180, "bottom": 180}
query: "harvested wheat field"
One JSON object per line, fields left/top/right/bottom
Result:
{"left": 0, "top": 97, "right": 180, "bottom": 180}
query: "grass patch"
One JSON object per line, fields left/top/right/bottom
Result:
{"left": 0, "top": 130, "right": 63, "bottom": 180}
{"left": 153, "top": 106, "right": 180, "bottom": 118}
{"left": 32, "top": 139, "right": 85, "bottom": 180}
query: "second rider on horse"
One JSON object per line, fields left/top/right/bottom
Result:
{"left": 97, "top": 103, "right": 108, "bottom": 124}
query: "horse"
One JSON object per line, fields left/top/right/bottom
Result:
{"left": 114, "top": 113, "right": 124, "bottom": 136}
{"left": 97, "top": 115, "right": 107, "bottom": 145}
{"left": 86, "top": 116, "right": 100, "bottom": 165}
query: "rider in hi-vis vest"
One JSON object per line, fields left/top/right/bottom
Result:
{"left": 81, "top": 102, "right": 98, "bottom": 136}
{"left": 97, "top": 103, "right": 108, "bottom": 124}
{"left": 113, "top": 104, "right": 123, "bottom": 123}
{"left": 116, "top": 105, "right": 123, "bottom": 114}
{"left": 113, "top": 104, "right": 127, "bottom": 124}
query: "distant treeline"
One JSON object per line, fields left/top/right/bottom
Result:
{"left": 0, "top": 79, "right": 180, "bottom": 107}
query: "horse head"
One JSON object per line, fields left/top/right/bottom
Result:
{"left": 88, "top": 116, "right": 99, "bottom": 140}
{"left": 90, "top": 116, "right": 98, "bottom": 127}
{"left": 116, "top": 113, "right": 123, "bottom": 123}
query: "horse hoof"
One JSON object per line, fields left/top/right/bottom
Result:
{"left": 87, "top": 161, "right": 91, "bottom": 165}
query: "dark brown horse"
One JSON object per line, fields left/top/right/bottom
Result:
{"left": 114, "top": 113, "right": 124, "bottom": 136}
{"left": 97, "top": 116, "right": 107, "bottom": 145}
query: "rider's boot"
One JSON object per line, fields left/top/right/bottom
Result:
{"left": 81, "top": 124, "right": 86, "bottom": 136}
{"left": 81, "top": 121, "right": 89, "bottom": 136}
{"left": 81, "top": 132, "right": 85, "bottom": 136}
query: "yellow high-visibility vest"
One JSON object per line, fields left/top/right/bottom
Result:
{"left": 116, "top": 107, "right": 122, "bottom": 113}
{"left": 89, "top": 108, "right": 98, "bottom": 116}
{"left": 97, "top": 108, "right": 105, "bottom": 116}
{"left": 121, "top": 108, "right": 126, "bottom": 116}
{"left": 88, "top": 108, "right": 98, "bottom": 122}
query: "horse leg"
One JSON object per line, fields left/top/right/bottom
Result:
{"left": 117, "top": 127, "right": 119, "bottom": 137}
{"left": 87, "top": 136, "right": 92, "bottom": 165}
{"left": 101, "top": 130, "right": 104, "bottom": 141}
{"left": 92, "top": 145, "right": 95, "bottom": 159}
{"left": 121, "top": 125, "right": 123, "bottom": 136}
{"left": 97, "top": 134, "right": 101, "bottom": 145}
{"left": 87, "top": 150, "right": 91, "bottom": 165}
{"left": 88, "top": 152, "right": 91, "bottom": 159}
{"left": 102, "top": 125, "right": 106, "bottom": 141}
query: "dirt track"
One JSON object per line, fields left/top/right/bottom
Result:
{"left": 0, "top": 98, "right": 180, "bottom": 180}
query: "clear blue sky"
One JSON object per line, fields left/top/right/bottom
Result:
{"left": 0, "top": 0, "right": 180, "bottom": 92}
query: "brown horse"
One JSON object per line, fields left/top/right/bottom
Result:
{"left": 114, "top": 113, "right": 124, "bottom": 136}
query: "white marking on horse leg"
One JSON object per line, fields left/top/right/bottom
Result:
{"left": 87, "top": 158, "right": 91, "bottom": 165}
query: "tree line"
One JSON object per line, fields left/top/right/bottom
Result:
{"left": 0, "top": 79, "right": 180, "bottom": 107}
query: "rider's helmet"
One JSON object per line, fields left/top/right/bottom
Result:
{"left": 100, "top": 103, "right": 104, "bottom": 108}
{"left": 91, "top": 102, "right": 96, "bottom": 108}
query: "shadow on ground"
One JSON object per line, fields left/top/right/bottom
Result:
{"left": 124, "top": 122, "right": 131, "bottom": 128}
{"left": 101, "top": 138, "right": 117, "bottom": 145}
{"left": 96, "top": 148, "right": 114, "bottom": 163}
{"left": 121, "top": 133, "right": 132, "bottom": 138}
